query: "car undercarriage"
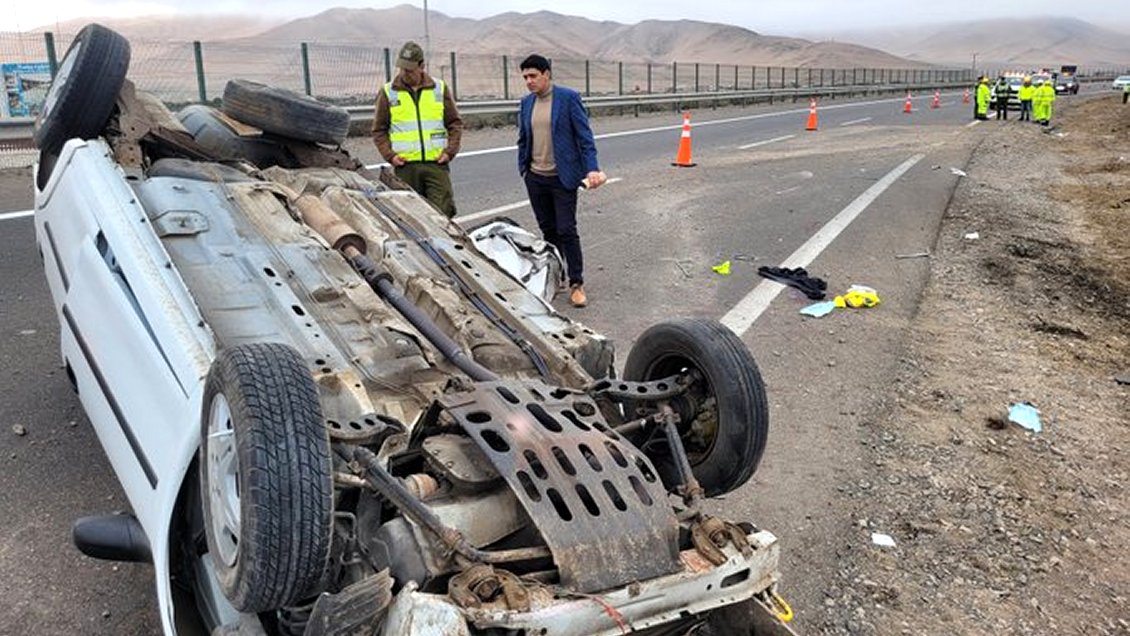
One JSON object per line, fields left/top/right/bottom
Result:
{"left": 33, "top": 23, "right": 796, "bottom": 636}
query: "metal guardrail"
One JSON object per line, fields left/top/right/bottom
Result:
{"left": 343, "top": 82, "right": 975, "bottom": 122}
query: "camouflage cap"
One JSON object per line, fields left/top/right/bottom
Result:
{"left": 396, "top": 41, "right": 425, "bottom": 70}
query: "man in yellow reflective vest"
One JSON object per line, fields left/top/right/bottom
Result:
{"left": 1017, "top": 76, "right": 1035, "bottom": 122}
{"left": 373, "top": 41, "right": 463, "bottom": 217}
{"left": 1033, "top": 79, "right": 1056, "bottom": 126}
{"left": 974, "top": 76, "right": 991, "bottom": 120}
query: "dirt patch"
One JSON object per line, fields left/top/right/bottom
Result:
{"left": 821, "top": 96, "right": 1130, "bottom": 634}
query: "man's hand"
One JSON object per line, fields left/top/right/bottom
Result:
{"left": 390, "top": 155, "right": 407, "bottom": 167}
{"left": 583, "top": 170, "right": 607, "bottom": 190}
{"left": 437, "top": 151, "right": 451, "bottom": 165}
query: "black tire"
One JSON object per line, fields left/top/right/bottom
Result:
{"left": 177, "top": 104, "right": 290, "bottom": 168}
{"left": 33, "top": 23, "right": 130, "bottom": 154}
{"left": 221, "top": 80, "right": 350, "bottom": 145}
{"left": 200, "top": 342, "right": 333, "bottom": 612}
{"left": 623, "top": 319, "right": 768, "bottom": 497}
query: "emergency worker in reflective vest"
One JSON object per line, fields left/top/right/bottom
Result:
{"left": 1033, "top": 79, "right": 1056, "bottom": 126}
{"left": 372, "top": 41, "right": 463, "bottom": 217}
{"left": 975, "top": 77, "right": 991, "bottom": 120}
{"left": 1017, "top": 76, "right": 1035, "bottom": 122}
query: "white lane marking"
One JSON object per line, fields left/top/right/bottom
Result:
{"left": 774, "top": 185, "right": 801, "bottom": 195}
{"left": 0, "top": 209, "right": 34, "bottom": 222}
{"left": 720, "top": 153, "right": 925, "bottom": 336}
{"left": 840, "top": 117, "right": 872, "bottom": 126}
{"left": 738, "top": 134, "right": 795, "bottom": 150}
{"left": 454, "top": 177, "right": 623, "bottom": 226}
{"left": 365, "top": 95, "right": 918, "bottom": 170}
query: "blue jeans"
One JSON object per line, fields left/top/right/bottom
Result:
{"left": 524, "top": 171, "right": 583, "bottom": 286}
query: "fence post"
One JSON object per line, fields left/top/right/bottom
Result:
{"left": 694, "top": 63, "right": 699, "bottom": 92}
{"left": 672, "top": 61, "right": 677, "bottom": 93}
{"left": 44, "top": 32, "right": 59, "bottom": 78}
{"left": 733, "top": 65, "right": 738, "bottom": 90}
{"left": 618, "top": 61, "right": 623, "bottom": 95}
{"left": 647, "top": 63, "right": 652, "bottom": 94}
{"left": 780, "top": 66, "right": 785, "bottom": 88}
{"left": 193, "top": 41, "right": 207, "bottom": 103}
{"left": 503, "top": 55, "right": 509, "bottom": 100}
{"left": 714, "top": 63, "right": 720, "bottom": 91}
{"left": 300, "top": 43, "right": 312, "bottom": 96}
{"left": 450, "top": 51, "right": 458, "bottom": 100}
{"left": 585, "top": 59, "right": 590, "bottom": 96}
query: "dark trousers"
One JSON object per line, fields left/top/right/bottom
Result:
{"left": 395, "top": 162, "right": 456, "bottom": 218}
{"left": 524, "top": 171, "right": 583, "bottom": 286}
{"left": 995, "top": 99, "right": 1008, "bottom": 120}
{"left": 1019, "top": 100, "right": 1032, "bottom": 121}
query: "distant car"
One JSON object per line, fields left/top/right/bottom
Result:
{"left": 1112, "top": 75, "right": 1130, "bottom": 90}
{"left": 1054, "top": 75, "right": 1079, "bottom": 95}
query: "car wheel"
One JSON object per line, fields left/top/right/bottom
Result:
{"left": 33, "top": 23, "right": 130, "bottom": 190}
{"left": 33, "top": 23, "right": 130, "bottom": 155}
{"left": 177, "top": 104, "right": 291, "bottom": 168}
{"left": 622, "top": 319, "right": 769, "bottom": 496}
{"left": 200, "top": 342, "right": 333, "bottom": 613}
{"left": 221, "top": 79, "right": 350, "bottom": 145}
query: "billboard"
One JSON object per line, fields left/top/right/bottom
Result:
{"left": 3, "top": 62, "right": 52, "bottom": 118}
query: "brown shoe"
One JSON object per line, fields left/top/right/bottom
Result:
{"left": 569, "top": 284, "right": 588, "bottom": 307}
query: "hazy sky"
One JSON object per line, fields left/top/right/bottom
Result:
{"left": 5, "top": 0, "right": 1129, "bottom": 34}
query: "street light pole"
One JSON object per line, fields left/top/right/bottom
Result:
{"left": 972, "top": 52, "right": 978, "bottom": 79}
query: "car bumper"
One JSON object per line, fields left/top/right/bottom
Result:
{"left": 381, "top": 530, "right": 796, "bottom": 635}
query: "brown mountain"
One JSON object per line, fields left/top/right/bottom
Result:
{"left": 812, "top": 17, "right": 1130, "bottom": 68}
{"left": 253, "top": 6, "right": 926, "bottom": 68}
{"left": 30, "top": 15, "right": 285, "bottom": 41}
{"left": 29, "top": 5, "right": 928, "bottom": 69}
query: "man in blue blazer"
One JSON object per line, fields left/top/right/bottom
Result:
{"left": 517, "top": 54, "right": 607, "bottom": 307}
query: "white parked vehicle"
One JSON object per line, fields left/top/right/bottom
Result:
{"left": 1112, "top": 75, "right": 1130, "bottom": 90}
{"left": 33, "top": 24, "right": 794, "bottom": 636}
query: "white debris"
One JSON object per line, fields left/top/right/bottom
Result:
{"left": 871, "top": 532, "right": 897, "bottom": 548}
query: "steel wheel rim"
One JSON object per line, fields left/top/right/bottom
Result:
{"left": 40, "top": 41, "right": 82, "bottom": 122}
{"left": 206, "top": 394, "right": 240, "bottom": 568}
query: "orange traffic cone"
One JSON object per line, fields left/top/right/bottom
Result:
{"left": 962, "top": 88, "right": 970, "bottom": 104}
{"left": 930, "top": 90, "right": 940, "bottom": 109}
{"left": 672, "top": 112, "right": 696, "bottom": 167}
{"left": 903, "top": 92, "right": 913, "bottom": 114}
{"left": 805, "top": 97, "right": 818, "bottom": 131}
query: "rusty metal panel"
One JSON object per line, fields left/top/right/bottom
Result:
{"left": 441, "top": 380, "right": 681, "bottom": 593}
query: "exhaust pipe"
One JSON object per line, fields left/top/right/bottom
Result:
{"left": 294, "top": 192, "right": 498, "bottom": 382}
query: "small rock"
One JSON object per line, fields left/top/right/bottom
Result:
{"left": 12, "top": 424, "right": 27, "bottom": 437}
{"left": 102, "top": 610, "right": 111, "bottom": 619}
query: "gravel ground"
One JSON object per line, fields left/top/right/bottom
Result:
{"left": 817, "top": 96, "right": 1130, "bottom": 635}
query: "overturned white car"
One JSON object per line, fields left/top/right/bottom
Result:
{"left": 33, "top": 24, "right": 794, "bottom": 636}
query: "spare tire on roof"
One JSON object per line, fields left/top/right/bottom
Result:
{"left": 221, "top": 79, "right": 350, "bottom": 146}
